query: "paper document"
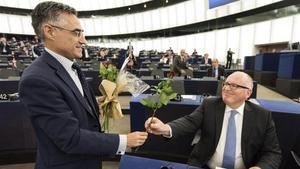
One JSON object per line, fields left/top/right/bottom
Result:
{"left": 181, "top": 95, "right": 196, "bottom": 100}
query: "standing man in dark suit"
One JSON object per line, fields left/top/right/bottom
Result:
{"left": 19, "top": 2, "right": 147, "bottom": 169}
{"left": 145, "top": 71, "right": 281, "bottom": 169}
{"left": 207, "top": 58, "right": 225, "bottom": 79}
{"left": 226, "top": 48, "right": 235, "bottom": 69}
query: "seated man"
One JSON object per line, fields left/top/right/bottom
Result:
{"left": 173, "top": 49, "right": 189, "bottom": 76}
{"left": 0, "top": 37, "right": 12, "bottom": 55}
{"left": 200, "top": 53, "right": 212, "bottom": 65}
{"left": 207, "top": 58, "right": 225, "bottom": 79}
{"left": 145, "top": 71, "right": 281, "bottom": 169}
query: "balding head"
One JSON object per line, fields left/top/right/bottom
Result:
{"left": 228, "top": 71, "right": 253, "bottom": 90}
{"left": 222, "top": 71, "right": 253, "bottom": 108}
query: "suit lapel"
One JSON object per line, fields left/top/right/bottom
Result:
{"left": 79, "top": 74, "right": 97, "bottom": 116}
{"left": 214, "top": 99, "right": 226, "bottom": 147}
{"left": 241, "top": 103, "right": 255, "bottom": 150}
{"left": 42, "top": 52, "right": 98, "bottom": 120}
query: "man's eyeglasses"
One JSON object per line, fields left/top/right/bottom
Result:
{"left": 222, "top": 82, "right": 250, "bottom": 90}
{"left": 49, "top": 24, "right": 84, "bottom": 38}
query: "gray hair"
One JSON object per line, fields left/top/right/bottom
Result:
{"left": 31, "top": 1, "right": 77, "bottom": 40}
{"left": 230, "top": 71, "right": 253, "bottom": 90}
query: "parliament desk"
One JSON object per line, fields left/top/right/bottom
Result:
{"left": 0, "top": 74, "right": 257, "bottom": 99}
{"left": 130, "top": 95, "right": 300, "bottom": 168}
{"left": 119, "top": 154, "right": 200, "bottom": 169}
{"left": 140, "top": 78, "right": 218, "bottom": 96}
{"left": 0, "top": 76, "right": 95, "bottom": 96}
{"left": 140, "top": 77, "right": 257, "bottom": 98}
{"left": 0, "top": 101, "right": 36, "bottom": 164}
{"left": 0, "top": 79, "right": 19, "bottom": 94}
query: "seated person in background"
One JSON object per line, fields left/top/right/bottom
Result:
{"left": 145, "top": 71, "right": 281, "bottom": 169}
{"left": 9, "top": 37, "right": 18, "bottom": 47}
{"left": 98, "top": 48, "right": 107, "bottom": 61}
{"left": 0, "top": 37, "right": 12, "bottom": 55}
{"left": 126, "top": 50, "right": 137, "bottom": 70}
{"left": 201, "top": 53, "right": 212, "bottom": 65}
{"left": 19, "top": 46, "right": 32, "bottom": 57}
{"left": 173, "top": 49, "right": 189, "bottom": 76}
{"left": 207, "top": 58, "right": 225, "bottom": 79}
{"left": 160, "top": 49, "right": 174, "bottom": 65}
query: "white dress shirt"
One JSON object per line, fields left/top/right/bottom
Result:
{"left": 207, "top": 103, "right": 246, "bottom": 169}
{"left": 45, "top": 48, "right": 127, "bottom": 155}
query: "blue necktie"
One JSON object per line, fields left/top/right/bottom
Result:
{"left": 222, "top": 110, "right": 238, "bottom": 169}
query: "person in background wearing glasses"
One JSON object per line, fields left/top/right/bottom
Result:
{"left": 145, "top": 71, "right": 281, "bottom": 169}
{"left": 19, "top": 2, "right": 148, "bottom": 169}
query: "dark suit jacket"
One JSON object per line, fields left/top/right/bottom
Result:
{"left": 207, "top": 66, "right": 225, "bottom": 78}
{"left": 173, "top": 55, "right": 188, "bottom": 76}
{"left": 0, "top": 43, "right": 11, "bottom": 54}
{"left": 200, "top": 58, "right": 212, "bottom": 65}
{"left": 168, "top": 97, "right": 281, "bottom": 169}
{"left": 19, "top": 52, "right": 120, "bottom": 169}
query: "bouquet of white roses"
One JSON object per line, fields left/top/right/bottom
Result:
{"left": 98, "top": 58, "right": 149, "bottom": 132}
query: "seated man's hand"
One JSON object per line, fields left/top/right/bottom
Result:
{"left": 127, "top": 132, "right": 148, "bottom": 148}
{"left": 145, "top": 117, "right": 170, "bottom": 136}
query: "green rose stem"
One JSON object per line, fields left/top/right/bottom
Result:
{"left": 146, "top": 108, "right": 157, "bottom": 132}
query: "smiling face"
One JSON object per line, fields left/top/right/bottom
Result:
{"left": 43, "top": 13, "right": 87, "bottom": 60}
{"left": 222, "top": 72, "right": 253, "bottom": 109}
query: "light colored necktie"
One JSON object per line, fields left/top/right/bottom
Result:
{"left": 222, "top": 110, "right": 238, "bottom": 169}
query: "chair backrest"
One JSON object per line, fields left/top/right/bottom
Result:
{"left": 216, "top": 79, "right": 225, "bottom": 96}
{"left": 202, "top": 76, "right": 217, "bottom": 80}
{"left": 16, "top": 60, "right": 26, "bottom": 70}
{"left": 90, "top": 63, "right": 99, "bottom": 71}
{"left": 185, "top": 69, "right": 193, "bottom": 78}
{"left": 0, "top": 57, "right": 8, "bottom": 62}
{"left": 151, "top": 69, "right": 164, "bottom": 78}
{"left": 148, "top": 62, "right": 158, "bottom": 70}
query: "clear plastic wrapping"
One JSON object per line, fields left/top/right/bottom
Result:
{"left": 118, "top": 56, "right": 150, "bottom": 97}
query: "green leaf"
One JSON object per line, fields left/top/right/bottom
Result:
{"left": 160, "top": 92, "right": 168, "bottom": 105}
{"left": 140, "top": 99, "right": 149, "bottom": 106}
{"left": 162, "top": 86, "right": 172, "bottom": 93}
{"left": 168, "top": 93, "right": 178, "bottom": 100}
{"left": 140, "top": 80, "right": 177, "bottom": 113}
